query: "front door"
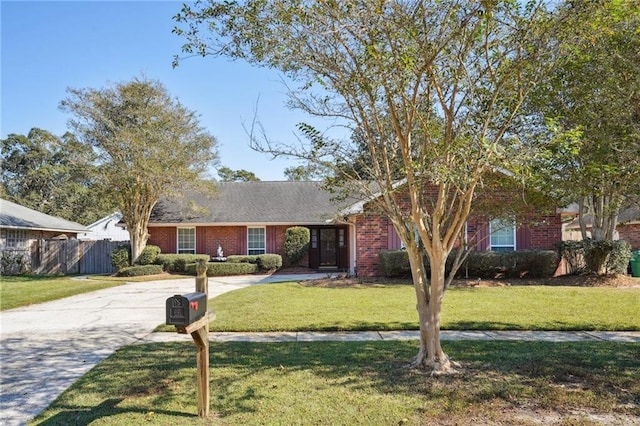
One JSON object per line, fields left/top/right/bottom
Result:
{"left": 309, "top": 226, "right": 348, "bottom": 270}
{"left": 319, "top": 228, "right": 337, "bottom": 267}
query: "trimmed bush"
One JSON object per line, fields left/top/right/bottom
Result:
{"left": 185, "top": 262, "right": 258, "bottom": 276}
{"left": 379, "top": 249, "right": 558, "bottom": 279}
{"left": 227, "top": 255, "right": 259, "bottom": 264}
{"left": 155, "top": 254, "right": 210, "bottom": 273}
{"left": 136, "top": 245, "right": 161, "bottom": 265}
{"left": 257, "top": 254, "right": 282, "bottom": 271}
{"left": 116, "top": 264, "right": 164, "bottom": 277}
{"left": 284, "top": 226, "right": 310, "bottom": 265}
{"left": 379, "top": 250, "right": 411, "bottom": 277}
{"left": 110, "top": 244, "right": 131, "bottom": 271}
{"left": 227, "top": 254, "right": 282, "bottom": 271}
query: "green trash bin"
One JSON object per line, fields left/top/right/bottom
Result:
{"left": 631, "top": 251, "right": 640, "bottom": 278}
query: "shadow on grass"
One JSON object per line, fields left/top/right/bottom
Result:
{"left": 37, "top": 398, "right": 195, "bottom": 425}
{"left": 34, "top": 341, "right": 640, "bottom": 423}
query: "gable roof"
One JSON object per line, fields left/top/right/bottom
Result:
{"left": 0, "top": 198, "right": 89, "bottom": 233}
{"left": 149, "top": 181, "right": 358, "bottom": 226}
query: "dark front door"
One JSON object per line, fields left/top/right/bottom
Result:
{"left": 309, "top": 226, "right": 348, "bottom": 270}
{"left": 319, "top": 228, "right": 337, "bottom": 267}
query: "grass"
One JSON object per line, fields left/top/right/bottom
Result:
{"left": 30, "top": 340, "right": 640, "bottom": 425}
{"left": 0, "top": 275, "right": 125, "bottom": 311}
{"left": 154, "top": 282, "right": 640, "bottom": 332}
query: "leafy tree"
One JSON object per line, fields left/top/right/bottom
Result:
{"left": 1, "top": 128, "right": 115, "bottom": 224}
{"left": 529, "top": 1, "right": 640, "bottom": 243}
{"left": 60, "top": 77, "right": 218, "bottom": 263}
{"left": 217, "top": 166, "right": 260, "bottom": 181}
{"left": 173, "top": 0, "right": 558, "bottom": 373}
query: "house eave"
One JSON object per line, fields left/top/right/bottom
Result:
{"left": 0, "top": 225, "right": 88, "bottom": 234}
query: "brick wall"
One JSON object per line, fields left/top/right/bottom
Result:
{"left": 619, "top": 223, "right": 640, "bottom": 250}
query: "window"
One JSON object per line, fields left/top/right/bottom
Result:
{"left": 177, "top": 228, "right": 195, "bottom": 254}
{"left": 490, "top": 219, "right": 515, "bottom": 252}
{"left": 247, "top": 227, "right": 266, "bottom": 255}
{"left": 2, "top": 229, "right": 28, "bottom": 250}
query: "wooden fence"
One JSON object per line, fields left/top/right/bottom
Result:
{"left": 9, "top": 239, "right": 123, "bottom": 275}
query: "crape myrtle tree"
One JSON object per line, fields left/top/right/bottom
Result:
{"left": 173, "top": 0, "right": 557, "bottom": 373}
{"left": 61, "top": 77, "right": 218, "bottom": 264}
{"left": 528, "top": 0, "right": 640, "bottom": 243}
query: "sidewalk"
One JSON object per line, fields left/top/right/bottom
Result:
{"left": 142, "top": 329, "right": 640, "bottom": 344}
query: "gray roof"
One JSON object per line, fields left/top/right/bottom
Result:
{"left": 149, "top": 181, "right": 359, "bottom": 225}
{"left": 565, "top": 206, "right": 640, "bottom": 229}
{"left": 0, "top": 198, "right": 89, "bottom": 233}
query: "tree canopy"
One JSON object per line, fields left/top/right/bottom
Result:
{"left": 1, "top": 128, "right": 115, "bottom": 224}
{"left": 217, "top": 166, "right": 260, "bottom": 181}
{"left": 528, "top": 0, "right": 640, "bottom": 242}
{"left": 60, "top": 77, "right": 218, "bottom": 262}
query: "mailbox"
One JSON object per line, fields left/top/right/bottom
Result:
{"left": 166, "top": 292, "right": 207, "bottom": 326}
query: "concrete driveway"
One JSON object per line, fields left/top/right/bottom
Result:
{"left": 0, "top": 273, "right": 322, "bottom": 426}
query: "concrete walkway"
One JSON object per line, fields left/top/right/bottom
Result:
{"left": 1, "top": 274, "right": 639, "bottom": 426}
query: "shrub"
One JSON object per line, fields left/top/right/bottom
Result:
{"left": 284, "top": 226, "right": 310, "bottom": 265}
{"left": 379, "top": 249, "right": 558, "bottom": 279}
{"left": 110, "top": 244, "right": 131, "bottom": 271}
{"left": 379, "top": 250, "right": 411, "bottom": 277}
{"left": 0, "top": 251, "right": 31, "bottom": 275}
{"left": 135, "top": 245, "right": 161, "bottom": 265}
{"left": 185, "top": 262, "right": 258, "bottom": 276}
{"left": 227, "top": 254, "right": 282, "bottom": 271}
{"left": 116, "top": 264, "right": 164, "bottom": 277}
{"left": 227, "top": 255, "right": 259, "bottom": 264}
{"left": 155, "top": 254, "right": 210, "bottom": 273}
{"left": 557, "top": 239, "right": 631, "bottom": 275}
{"left": 584, "top": 239, "right": 631, "bottom": 275}
{"left": 257, "top": 254, "right": 282, "bottom": 271}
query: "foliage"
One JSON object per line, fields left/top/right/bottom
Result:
{"left": 584, "top": 239, "right": 632, "bottom": 276}
{"left": 0, "top": 251, "right": 31, "bottom": 276}
{"left": 527, "top": 1, "right": 640, "bottom": 241}
{"left": 172, "top": 0, "right": 561, "bottom": 371}
{"left": 154, "top": 254, "right": 210, "bottom": 273}
{"left": 110, "top": 245, "right": 131, "bottom": 272}
{"left": 217, "top": 166, "right": 260, "bottom": 181}
{"left": 557, "top": 239, "right": 632, "bottom": 275}
{"left": 0, "top": 128, "right": 115, "bottom": 224}
{"left": 284, "top": 226, "right": 310, "bottom": 265}
{"left": 135, "top": 245, "right": 161, "bottom": 266}
{"left": 60, "top": 76, "right": 219, "bottom": 264}
{"left": 381, "top": 250, "right": 558, "bottom": 279}
{"left": 115, "top": 264, "right": 164, "bottom": 277}
{"left": 184, "top": 261, "right": 257, "bottom": 276}
{"left": 227, "top": 254, "right": 282, "bottom": 271}
{"left": 257, "top": 253, "right": 282, "bottom": 271}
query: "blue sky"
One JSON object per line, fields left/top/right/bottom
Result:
{"left": 1, "top": 1, "right": 324, "bottom": 181}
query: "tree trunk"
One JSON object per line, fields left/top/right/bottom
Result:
{"left": 405, "top": 244, "right": 455, "bottom": 374}
{"left": 129, "top": 220, "right": 149, "bottom": 265}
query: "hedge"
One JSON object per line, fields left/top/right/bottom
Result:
{"left": 227, "top": 254, "right": 282, "bottom": 271}
{"left": 155, "top": 254, "right": 210, "bottom": 273}
{"left": 116, "top": 264, "right": 164, "bottom": 277}
{"left": 136, "top": 245, "right": 161, "bottom": 265}
{"left": 379, "top": 249, "right": 558, "bottom": 279}
{"left": 110, "top": 244, "right": 131, "bottom": 271}
{"left": 184, "top": 262, "right": 258, "bottom": 276}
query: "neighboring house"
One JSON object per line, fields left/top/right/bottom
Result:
{"left": 78, "top": 212, "right": 130, "bottom": 241}
{"left": 564, "top": 206, "right": 640, "bottom": 250}
{"left": 147, "top": 181, "right": 564, "bottom": 277}
{"left": 0, "top": 198, "right": 89, "bottom": 274}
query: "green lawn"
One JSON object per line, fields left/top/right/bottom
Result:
{"left": 180, "top": 282, "right": 640, "bottom": 332}
{"left": 0, "top": 275, "right": 125, "bottom": 310}
{"left": 30, "top": 340, "right": 640, "bottom": 425}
